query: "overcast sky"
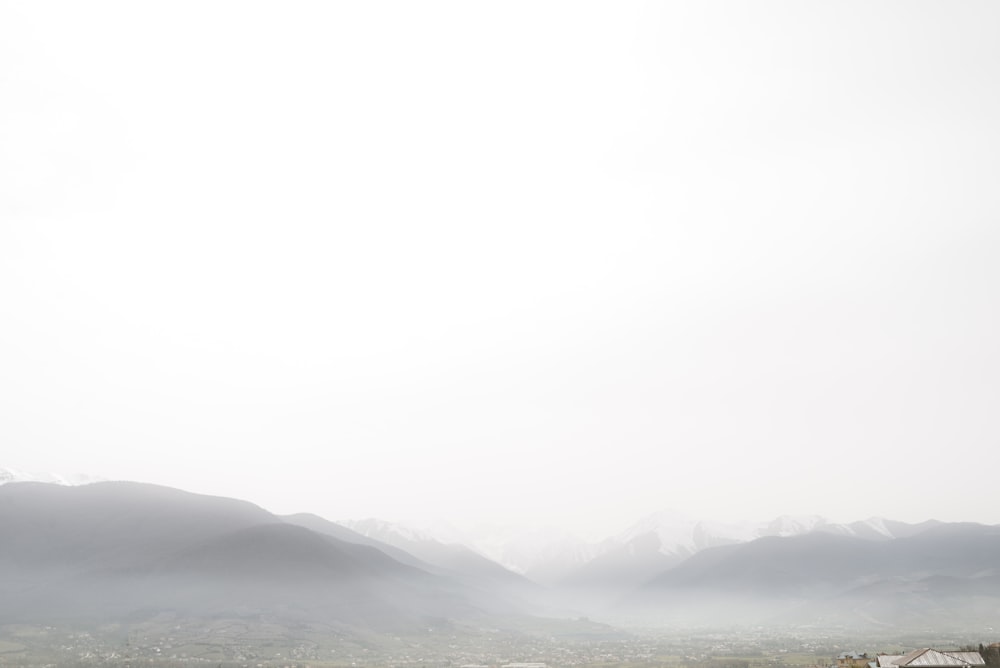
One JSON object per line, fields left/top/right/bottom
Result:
{"left": 2, "top": 1, "right": 998, "bottom": 540}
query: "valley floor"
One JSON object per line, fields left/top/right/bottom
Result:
{"left": 1, "top": 620, "right": 995, "bottom": 668}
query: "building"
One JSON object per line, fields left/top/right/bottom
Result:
{"left": 877, "top": 649, "right": 986, "bottom": 668}
{"left": 840, "top": 653, "right": 871, "bottom": 668}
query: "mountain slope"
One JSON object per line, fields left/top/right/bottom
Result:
{"left": 341, "top": 518, "right": 535, "bottom": 586}
{"left": 337, "top": 517, "right": 548, "bottom": 615}
{"left": 0, "top": 482, "right": 494, "bottom": 630}
{"left": 0, "top": 481, "right": 275, "bottom": 572}
{"left": 623, "top": 522, "right": 1000, "bottom": 627}
{"left": 281, "top": 512, "right": 430, "bottom": 569}
{"left": 548, "top": 512, "right": 950, "bottom": 608}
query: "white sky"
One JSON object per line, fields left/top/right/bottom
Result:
{"left": 2, "top": 1, "right": 999, "bottom": 540}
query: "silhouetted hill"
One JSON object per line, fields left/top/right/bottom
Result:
{"left": 0, "top": 481, "right": 275, "bottom": 571}
{"left": 623, "top": 522, "right": 1000, "bottom": 627}
{"left": 544, "top": 514, "right": 947, "bottom": 611}
{"left": 0, "top": 482, "right": 499, "bottom": 631}
{"left": 648, "top": 532, "right": 879, "bottom": 594}
{"left": 158, "top": 523, "right": 419, "bottom": 580}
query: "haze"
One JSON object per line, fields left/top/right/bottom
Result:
{"left": 2, "top": 1, "right": 998, "bottom": 539}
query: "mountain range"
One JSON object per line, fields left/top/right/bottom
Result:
{"left": 624, "top": 522, "right": 1000, "bottom": 628}
{"left": 2, "top": 469, "right": 1000, "bottom": 632}
{"left": 0, "top": 481, "right": 514, "bottom": 632}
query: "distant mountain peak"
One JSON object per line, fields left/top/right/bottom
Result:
{"left": 763, "top": 514, "right": 829, "bottom": 536}
{"left": 854, "top": 516, "right": 895, "bottom": 538}
{"left": 613, "top": 512, "right": 835, "bottom": 558}
{"left": 340, "top": 517, "right": 439, "bottom": 544}
{"left": 0, "top": 466, "right": 105, "bottom": 486}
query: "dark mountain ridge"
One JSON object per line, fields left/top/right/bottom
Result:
{"left": 4, "top": 479, "right": 1000, "bottom": 633}
{"left": 0, "top": 482, "right": 500, "bottom": 630}
{"left": 622, "top": 522, "right": 1000, "bottom": 628}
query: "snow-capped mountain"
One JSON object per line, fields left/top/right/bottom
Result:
{"left": 441, "top": 523, "right": 598, "bottom": 582}
{"left": 487, "top": 526, "right": 598, "bottom": 582}
{"left": 340, "top": 518, "right": 597, "bottom": 582}
{"left": 338, "top": 518, "right": 537, "bottom": 589}
{"left": 605, "top": 511, "right": 926, "bottom": 562}
{"left": 626, "top": 522, "right": 1000, "bottom": 628}
{"left": 613, "top": 510, "right": 765, "bottom": 556}
{"left": 499, "top": 511, "right": 944, "bottom": 593}
{"left": 338, "top": 511, "right": 941, "bottom": 591}
{"left": 340, "top": 517, "right": 438, "bottom": 545}
{"left": 0, "top": 466, "right": 104, "bottom": 486}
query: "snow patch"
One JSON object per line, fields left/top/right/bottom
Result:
{"left": 0, "top": 467, "right": 104, "bottom": 486}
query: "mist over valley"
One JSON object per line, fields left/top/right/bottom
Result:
{"left": 2, "top": 475, "right": 1000, "bottom": 665}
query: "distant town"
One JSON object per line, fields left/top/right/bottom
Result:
{"left": 2, "top": 622, "right": 1000, "bottom": 668}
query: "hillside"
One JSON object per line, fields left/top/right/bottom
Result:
{"left": 0, "top": 482, "right": 494, "bottom": 630}
{"left": 622, "top": 523, "right": 1000, "bottom": 627}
